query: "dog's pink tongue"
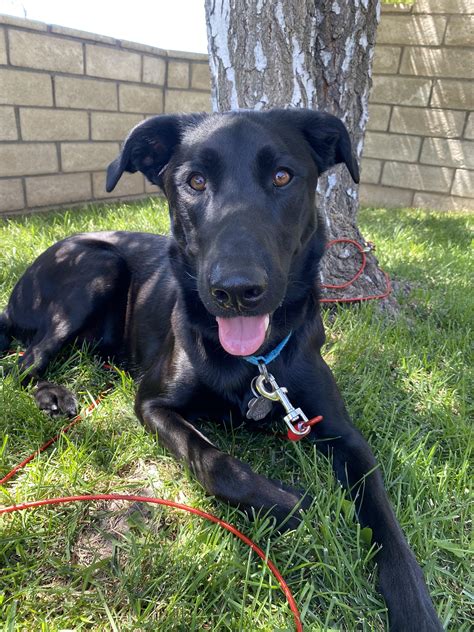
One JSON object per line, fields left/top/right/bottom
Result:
{"left": 216, "top": 315, "right": 270, "bottom": 356}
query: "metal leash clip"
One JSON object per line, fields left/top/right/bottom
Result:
{"left": 255, "top": 362, "right": 322, "bottom": 440}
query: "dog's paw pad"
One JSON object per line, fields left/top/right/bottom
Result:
{"left": 35, "top": 382, "right": 78, "bottom": 418}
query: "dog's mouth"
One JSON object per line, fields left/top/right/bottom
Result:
{"left": 216, "top": 314, "right": 270, "bottom": 356}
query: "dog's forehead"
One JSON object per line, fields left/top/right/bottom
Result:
{"left": 181, "top": 113, "right": 291, "bottom": 160}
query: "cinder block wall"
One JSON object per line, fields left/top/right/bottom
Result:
{"left": 0, "top": 1, "right": 473, "bottom": 215}
{"left": 0, "top": 14, "right": 211, "bottom": 214}
{"left": 360, "top": 0, "right": 473, "bottom": 211}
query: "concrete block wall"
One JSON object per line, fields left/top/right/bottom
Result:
{"left": 0, "top": 1, "right": 473, "bottom": 215}
{"left": 0, "top": 14, "right": 211, "bottom": 213}
{"left": 360, "top": 0, "right": 473, "bottom": 211}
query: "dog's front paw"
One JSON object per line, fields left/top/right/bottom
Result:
{"left": 378, "top": 548, "right": 443, "bottom": 631}
{"left": 270, "top": 480, "right": 313, "bottom": 532}
{"left": 389, "top": 605, "right": 443, "bottom": 632}
{"left": 35, "top": 381, "right": 78, "bottom": 418}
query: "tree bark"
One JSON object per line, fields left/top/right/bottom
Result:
{"left": 205, "top": 0, "right": 390, "bottom": 302}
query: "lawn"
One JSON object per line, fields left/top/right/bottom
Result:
{"left": 0, "top": 199, "right": 472, "bottom": 631}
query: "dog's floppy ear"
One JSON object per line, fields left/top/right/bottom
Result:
{"left": 106, "top": 113, "right": 207, "bottom": 192}
{"left": 280, "top": 109, "right": 360, "bottom": 184}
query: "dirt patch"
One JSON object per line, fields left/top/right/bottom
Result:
{"left": 72, "top": 495, "right": 154, "bottom": 566}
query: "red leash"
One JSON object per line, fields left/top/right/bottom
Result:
{"left": 0, "top": 494, "right": 303, "bottom": 632}
{"left": 0, "top": 239, "right": 392, "bottom": 629}
{"left": 0, "top": 395, "right": 103, "bottom": 487}
{"left": 0, "top": 373, "right": 304, "bottom": 631}
{"left": 320, "top": 238, "right": 392, "bottom": 303}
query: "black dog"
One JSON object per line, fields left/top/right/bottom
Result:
{"left": 0, "top": 109, "right": 441, "bottom": 630}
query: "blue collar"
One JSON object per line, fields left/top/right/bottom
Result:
{"left": 242, "top": 331, "right": 293, "bottom": 366}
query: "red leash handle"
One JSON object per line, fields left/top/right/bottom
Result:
{"left": 0, "top": 494, "right": 303, "bottom": 632}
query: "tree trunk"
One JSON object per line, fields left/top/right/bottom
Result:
{"left": 205, "top": 0, "right": 390, "bottom": 302}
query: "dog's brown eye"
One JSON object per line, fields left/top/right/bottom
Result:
{"left": 189, "top": 173, "right": 207, "bottom": 191}
{"left": 272, "top": 169, "right": 292, "bottom": 187}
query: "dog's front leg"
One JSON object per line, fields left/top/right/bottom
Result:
{"left": 327, "top": 429, "right": 442, "bottom": 631}
{"left": 136, "top": 397, "right": 310, "bottom": 530}
{"left": 296, "top": 355, "right": 442, "bottom": 631}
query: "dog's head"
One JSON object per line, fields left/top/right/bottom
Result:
{"left": 107, "top": 109, "right": 358, "bottom": 356}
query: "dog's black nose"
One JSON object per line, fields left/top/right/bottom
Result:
{"left": 210, "top": 271, "right": 268, "bottom": 311}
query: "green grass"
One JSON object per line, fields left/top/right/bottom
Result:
{"left": 0, "top": 199, "right": 472, "bottom": 631}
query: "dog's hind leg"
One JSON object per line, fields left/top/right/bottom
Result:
{"left": 19, "top": 325, "right": 81, "bottom": 418}
{"left": 0, "top": 309, "right": 79, "bottom": 417}
{"left": 5, "top": 241, "right": 129, "bottom": 417}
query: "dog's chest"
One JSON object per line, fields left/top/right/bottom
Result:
{"left": 179, "top": 376, "right": 278, "bottom": 427}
